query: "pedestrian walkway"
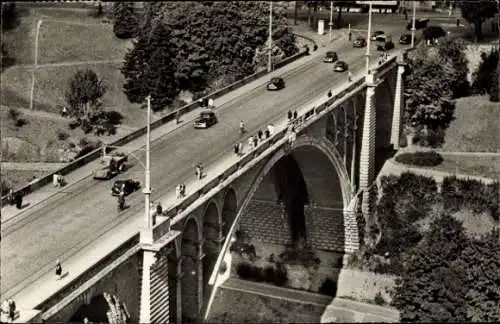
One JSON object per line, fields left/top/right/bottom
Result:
{"left": 220, "top": 278, "right": 400, "bottom": 323}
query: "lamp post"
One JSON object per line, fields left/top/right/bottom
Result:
{"left": 141, "top": 95, "right": 153, "bottom": 245}
{"left": 30, "top": 19, "right": 42, "bottom": 110}
{"left": 411, "top": 0, "right": 416, "bottom": 48}
{"left": 329, "top": 1, "right": 334, "bottom": 40}
{"left": 267, "top": 0, "right": 273, "bottom": 73}
{"left": 365, "top": 1, "right": 373, "bottom": 74}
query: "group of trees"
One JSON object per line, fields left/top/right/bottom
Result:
{"left": 403, "top": 37, "right": 469, "bottom": 146}
{"left": 392, "top": 214, "right": 500, "bottom": 322}
{"left": 120, "top": 1, "right": 298, "bottom": 111}
{"left": 472, "top": 48, "right": 499, "bottom": 102}
{"left": 457, "top": 0, "right": 499, "bottom": 41}
{"left": 112, "top": 2, "right": 138, "bottom": 39}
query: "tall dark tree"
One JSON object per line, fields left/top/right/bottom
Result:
{"left": 490, "top": 64, "right": 500, "bottom": 102}
{"left": 457, "top": 0, "right": 499, "bottom": 41}
{"left": 121, "top": 21, "right": 178, "bottom": 111}
{"left": 472, "top": 48, "right": 499, "bottom": 96}
{"left": 1, "top": 2, "right": 17, "bottom": 31}
{"left": 113, "top": 2, "right": 138, "bottom": 39}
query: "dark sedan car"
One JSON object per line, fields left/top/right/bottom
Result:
{"left": 399, "top": 34, "right": 411, "bottom": 44}
{"left": 333, "top": 61, "right": 349, "bottom": 72}
{"left": 267, "top": 77, "right": 285, "bottom": 91}
{"left": 111, "top": 179, "right": 140, "bottom": 196}
{"left": 371, "top": 30, "right": 385, "bottom": 41}
{"left": 377, "top": 41, "right": 395, "bottom": 51}
{"left": 323, "top": 51, "right": 338, "bottom": 63}
{"left": 193, "top": 110, "right": 217, "bottom": 129}
{"left": 352, "top": 37, "right": 366, "bottom": 48}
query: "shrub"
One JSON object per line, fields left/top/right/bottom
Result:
{"left": 236, "top": 263, "right": 253, "bottom": 280}
{"left": 56, "top": 130, "right": 70, "bottom": 141}
{"left": 68, "top": 119, "right": 80, "bottom": 130}
{"left": 374, "top": 292, "right": 386, "bottom": 305}
{"left": 318, "top": 278, "right": 337, "bottom": 297}
{"left": 250, "top": 266, "right": 265, "bottom": 282}
{"left": 14, "top": 118, "right": 27, "bottom": 127}
{"left": 8, "top": 107, "right": 19, "bottom": 120}
{"left": 395, "top": 151, "right": 443, "bottom": 167}
{"left": 79, "top": 137, "right": 89, "bottom": 148}
{"left": 442, "top": 177, "right": 499, "bottom": 220}
{"left": 81, "top": 120, "right": 92, "bottom": 134}
{"left": 272, "top": 265, "right": 288, "bottom": 287}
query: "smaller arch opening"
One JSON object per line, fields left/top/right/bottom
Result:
{"left": 181, "top": 218, "right": 201, "bottom": 324}
{"left": 222, "top": 189, "right": 237, "bottom": 239}
{"left": 69, "top": 294, "right": 109, "bottom": 323}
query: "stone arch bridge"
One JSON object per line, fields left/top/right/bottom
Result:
{"left": 32, "top": 55, "right": 405, "bottom": 324}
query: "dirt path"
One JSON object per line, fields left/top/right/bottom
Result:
{"left": 7, "top": 59, "right": 123, "bottom": 70}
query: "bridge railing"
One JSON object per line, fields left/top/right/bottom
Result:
{"left": 1, "top": 46, "right": 313, "bottom": 207}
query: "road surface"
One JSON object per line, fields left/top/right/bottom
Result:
{"left": 1, "top": 21, "right": 411, "bottom": 297}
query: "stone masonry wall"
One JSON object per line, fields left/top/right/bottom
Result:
{"left": 240, "top": 200, "right": 292, "bottom": 245}
{"left": 150, "top": 249, "right": 170, "bottom": 324}
{"left": 305, "top": 207, "right": 345, "bottom": 252}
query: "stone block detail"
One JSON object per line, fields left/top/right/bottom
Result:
{"left": 240, "top": 200, "right": 292, "bottom": 245}
{"left": 150, "top": 252, "right": 169, "bottom": 324}
{"left": 359, "top": 86, "right": 376, "bottom": 190}
{"left": 390, "top": 65, "right": 405, "bottom": 149}
{"left": 304, "top": 207, "right": 345, "bottom": 252}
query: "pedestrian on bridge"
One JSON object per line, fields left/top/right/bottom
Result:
{"left": 267, "top": 123, "right": 275, "bottom": 136}
{"left": 208, "top": 98, "right": 214, "bottom": 109}
{"left": 287, "top": 110, "right": 293, "bottom": 120}
{"left": 195, "top": 164, "right": 204, "bottom": 180}
{"left": 293, "top": 111, "right": 298, "bottom": 119}
{"left": 175, "top": 111, "right": 181, "bottom": 124}
{"left": 248, "top": 136, "right": 255, "bottom": 150}
{"left": 348, "top": 71, "right": 352, "bottom": 82}
{"left": 253, "top": 136, "right": 258, "bottom": 148}
{"left": 264, "top": 129, "right": 270, "bottom": 139}
{"left": 234, "top": 143, "right": 239, "bottom": 155}
{"left": 238, "top": 142, "right": 243, "bottom": 155}
{"left": 55, "top": 260, "right": 63, "bottom": 280}
{"left": 257, "top": 129, "right": 263, "bottom": 140}
{"left": 328, "top": 89, "right": 332, "bottom": 98}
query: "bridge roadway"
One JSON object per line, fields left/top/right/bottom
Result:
{"left": 1, "top": 23, "right": 409, "bottom": 301}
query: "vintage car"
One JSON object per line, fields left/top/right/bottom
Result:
{"left": 352, "top": 37, "right": 367, "bottom": 48}
{"left": 371, "top": 30, "right": 385, "bottom": 41}
{"left": 377, "top": 40, "right": 395, "bottom": 51}
{"left": 193, "top": 110, "right": 218, "bottom": 129}
{"left": 93, "top": 153, "right": 128, "bottom": 180}
{"left": 266, "top": 77, "right": 286, "bottom": 91}
{"left": 323, "top": 51, "right": 338, "bottom": 63}
{"left": 399, "top": 34, "right": 412, "bottom": 44}
{"left": 111, "top": 179, "right": 140, "bottom": 196}
{"left": 333, "top": 61, "right": 349, "bottom": 72}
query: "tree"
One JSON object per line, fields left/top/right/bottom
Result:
{"left": 65, "top": 69, "right": 106, "bottom": 121}
{"left": 490, "top": 64, "right": 500, "bottom": 102}
{"left": 392, "top": 214, "right": 470, "bottom": 322}
{"left": 393, "top": 214, "right": 500, "bottom": 322}
{"left": 113, "top": 2, "right": 138, "bottom": 39}
{"left": 457, "top": 0, "right": 499, "bottom": 41}
{"left": 122, "top": 21, "right": 178, "bottom": 111}
{"left": 472, "top": 48, "right": 499, "bottom": 97}
{"left": 423, "top": 26, "right": 446, "bottom": 41}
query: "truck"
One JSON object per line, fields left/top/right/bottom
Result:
{"left": 93, "top": 152, "right": 128, "bottom": 180}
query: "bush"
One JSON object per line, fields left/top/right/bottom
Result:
{"left": 272, "top": 265, "right": 288, "bottom": 287}
{"left": 56, "top": 130, "right": 70, "bottom": 141}
{"left": 442, "top": 176, "right": 499, "bottom": 220}
{"left": 236, "top": 263, "right": 253, "bottom": 280}
{"left": 8, "top": 107, "right": 19, "bottom": 120}
{"left": 395, "top": 151, "right": 443, "bottom": 166}
{"left": 81, "top": 120, "right": 92, "bottom": 134}
{"left": 374, "top": 292, "right": 386, "bottom": 305}
{"left": 68, "top": 119, "right": 80, "bottom": 130}
{"left": 14, "top": 118, "right": 27, "bottom": 127}
{"left": 318, "top": 278, "right": 337, "bottom": 297}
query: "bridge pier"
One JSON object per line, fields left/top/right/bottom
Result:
{"left": 390, "top": 57, "right": 406, "bottom": 150}
{"left": 359, "top": 73, "right": 379, "bottom": 220}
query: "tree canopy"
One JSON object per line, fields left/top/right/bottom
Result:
{"left": 472, "top": 48, "right": 499, "bottom": 102}
{"left": 113, "top": 2, "right": 138, "bottom": 39}
{"left": 457, "top": 0, "right": 499, "bottom": 40}
{"left": 121, "top": 1, "right": 297, "bottom": 109}
{"left": 392, "top": 213, "right": 500, "bottom": 322}
{"left": 65, "top": 69, "right": 106, "bottom": 120}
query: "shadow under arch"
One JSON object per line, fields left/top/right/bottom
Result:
{"left": 180, "top": 217, "right": 202, "bottom": 324}
{"left": 69, "top": 294, "right": 109, "bottom": 323}
{"left": 221, "top": 188, "right": 237, "bottom": 240}
{"left": 202, "top": 200, "right": 221, "bottom": 312}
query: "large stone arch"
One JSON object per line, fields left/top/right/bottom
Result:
{"left": 180, "top": 217, "right": 202, "bottom": 323}
{"left": 68, "top": 293, "right": 130, "bottom": 323}
{"left": 235, "top": 135, "right": 355, "bottom": 252}
{"left": 221, "top": 188, "right": 237, "bottom": 240}
{"left": 202, "top": 200, "right": 222, "bottom": 310}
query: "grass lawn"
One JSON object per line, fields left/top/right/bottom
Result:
{"left": 1, "top": 9, "right": 38, "bottom": 66}
{"left": 208, "top": 288, "right": 326, "bottom": 323}
{"left": 441, "top": 95, "right": 500, "bottom": 153}
{"left": 34, "top": 7, "right": 105, "bottom": 22}
{"left": 37, "top": 20, "right": 132, "bottom": 64}
{"left": 422, "top": 154, "right": 500, "bottom": 181}
{"left": 1, "top": 63, "right": 147, "bottom": 127}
